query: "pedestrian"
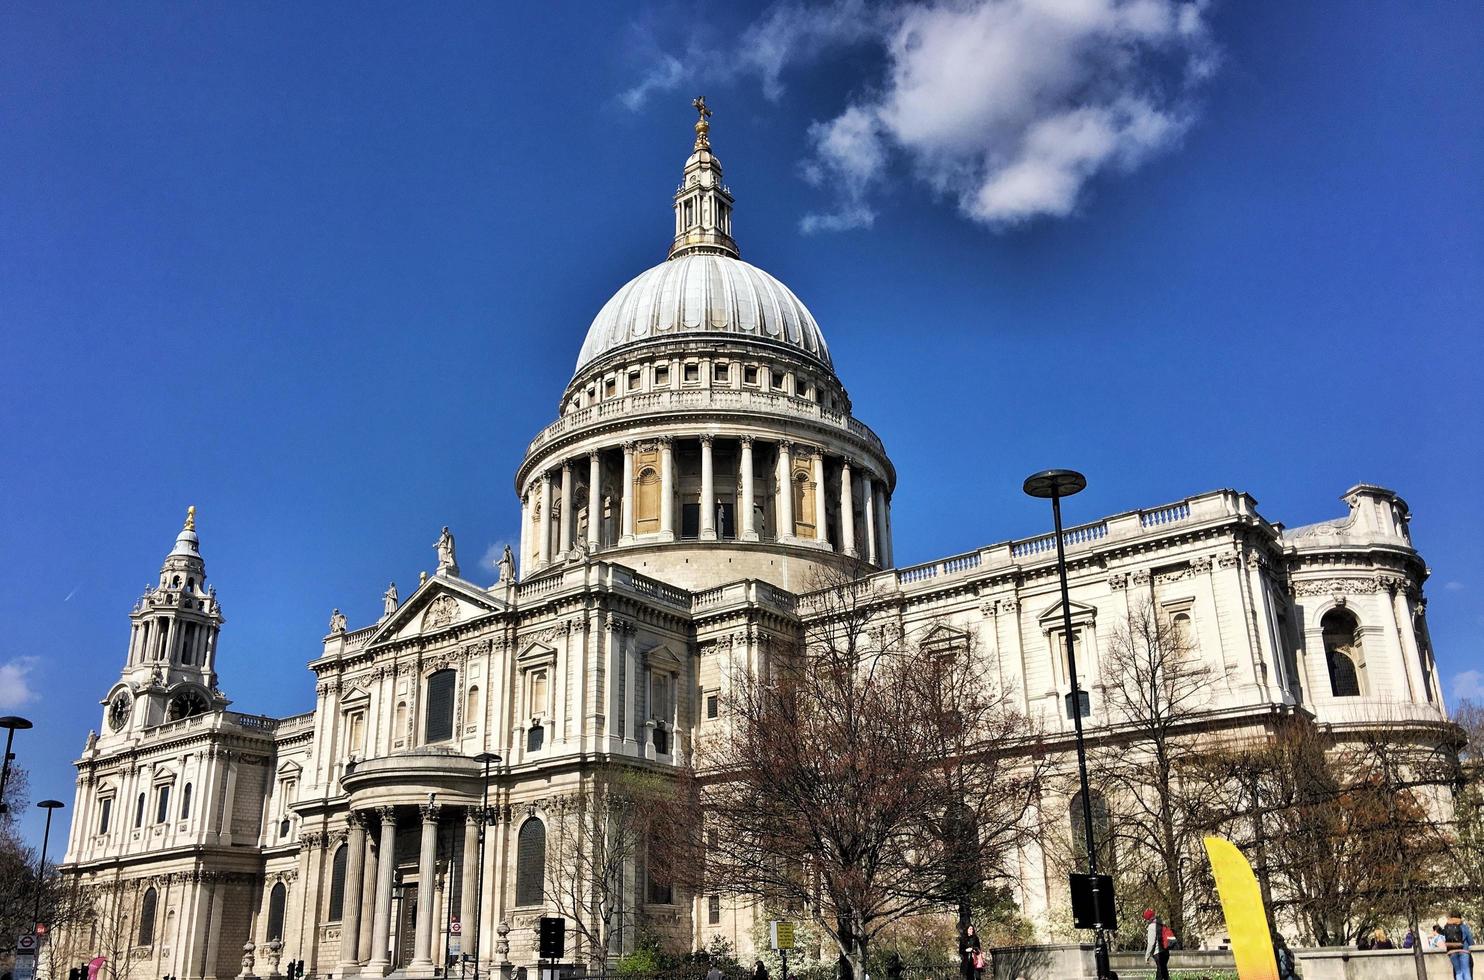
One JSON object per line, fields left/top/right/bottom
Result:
{"left": 1443, "top": 911, "right": 1475, "bottom": 980}
{"left": 961, "top": 924, "right": 984, "bottom": 980}
{"left": 1372, "top": 927, "right": 1395, "bottom": 950}
{"left": 708, "top": 958, "right": 724, "bottom": 980}
{"left": 1429, "top": 925, "right": 1449, "bottom": 952}
{"left": 1273, "top": 933, "right": 1299, "bottom": 980}
{"left": 1143, "top": 909, "right": 1172, "bottom": 980}
{"left": 1404, "top": 928, "right": 1416, "bottom": 949}
{"left": 753, "top": 960, "right": 769, "bottom": 980}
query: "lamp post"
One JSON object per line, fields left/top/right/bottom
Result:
{"left": 0, "top": 716, "right": 34, "bottom": 814}
{"left": 1023, "top": 469, "right": 1110, "bottom": 980}
{"left": 34, "top": 799, "right": 66, "bottom": 935}
{"left": 472, "top": 752, "right": 502, "bottom": 980}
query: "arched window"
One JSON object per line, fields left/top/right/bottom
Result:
{"left": 394, "top": 700, "right": 408, "bottom": 742}
{"left": 1070, "top": 790, "right": 1114, "bottom": 873}
{"left": 327, "top": 844, "right": 348, "bottom": 921}
{"left": 424, "top": 669, "right": 456, "bottom": 742}
{"left": 180, "top": 783, "right": 192, "bottom": 820}
{"left": 266, "top": 882, "right": 287, "bottom": 941}
{"left": 1322, "top": 609, "right": 1364, "bottom": 698}
{"left": 135, "top": 793, "right": 146, "bottom": 828}
{"left": 465, "top": 686, "right": 480, "bottom": 733}
{"left": 793, "top": 471, "right": 814, "bottom": 534}
{"left": 156, "top": 785, "right": 171, "bottom": 824}
{"left": 138, "top": 887, "right": 158, "bottom": 945}
{"left": 636, "top": 467, "right": 660, "bottom": 533}
{"left": 515, "top": 819, "right": 546, "bottom": 906}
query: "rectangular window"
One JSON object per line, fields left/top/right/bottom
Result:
{"left": 424, "top": 670, "right": 456, "bottom": 742}
{"left": 713, "top": 362, "right": 729, "bottom": 382}
{"left": 771, "top": 370, "right": 785, "bottom": 390}
{"left": 628, "top": 370, "right": 641, "bottom": 391}
{"left": 346, "top": 711, "right": 365, "bottom": 756}
{"left": 684, "top": 362, "right": 700, "bottom": 383}
{"left": 527, "top": 723, "right": 545, "bottom": 752}
{"left": 530, "top": 670, "right": 548, "bottom": 717}
{"left": 98, "top": 797, "right": 113, "bottom": 834}
{"left": 155, "top": 785, "right": 171, "bottom": 824}
{"left": 706, "top": 693, "right": 719, "bottom": 719}
{"left": 654, "top": 365, "right": 670, "bottom": 386}
{"left": 681, "top": 502, "right": 700, "bottom": 539}
{"left": 744, "top": 365, "right": 759, "bottom": 385}
{"left": 708, "top": 894, "right": 722, "bottom": 925}
{"left": 604, "top": 377, "right": 617, "bottom": 397}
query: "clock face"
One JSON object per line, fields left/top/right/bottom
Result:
{"left": 167, "top": 689, "right": 210, "bottom": 722}
{"left": 107, "top": 691, "right": 132, "bottom": 731}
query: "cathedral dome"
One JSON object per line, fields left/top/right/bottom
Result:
{"left": 574, "top": 253, "right": 832, "bottom": 375}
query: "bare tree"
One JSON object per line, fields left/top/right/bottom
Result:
{"left": 544, "top": 765, "right": 673, "bottom": 970}
{"left": 684, "top": 567, "right": 1048, "bottom": 980}
{"left": 1091, "top": 596, "right": 1228, "bottom": 945}
{"left": 1445, "top": 700, "right": 1484, "bottom": 929}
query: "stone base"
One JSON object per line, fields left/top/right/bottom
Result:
{"left": 988, "top": 943, "right": 1097, "bottom": 980}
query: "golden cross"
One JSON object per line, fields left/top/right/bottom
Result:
{"left": 693, "top": 96, "right": 712, "bottom": 122}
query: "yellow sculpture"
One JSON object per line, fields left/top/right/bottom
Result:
{"left": 1203, "top": 836, "right": 1279, "bottom": 980}
{"left": 184, "top": 505, "right": 196, "bottom": 531}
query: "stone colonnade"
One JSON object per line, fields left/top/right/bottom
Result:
{"left": 337, "top": 803, "right": 493, "bottom": 979}
{"left": 520, "top": 434, "right": 892, "bottom": 571}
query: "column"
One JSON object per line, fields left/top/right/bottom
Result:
{"left": 740, "top": 436, "right": 757, "bottom": 541}
{"left": 658, "top": 437, "right": 675, "bottom": 540}
{"left": 874, "top": 483, "right": 890, "bottom": 567}
{"left": 811, "top": 450, "right": 828, "bottom": 543}
{"left": 699, "top": 435, "right": 716, "bottom": 540}
{"left": 586, "top": 451, "right": 602, "bottom": 552}
{"left": 862, "top": 472, "right": 878, "bottom": 565}
{"left": 410, "top": 804, "right": 440, "bottom": 972}
{"left": 538, "top": 473, "right": 553, "bottom": 567}
{"left": 882, "top": 492, "right": 894, "bottom": 566}
{"left": 366, "top": 807, "right": 398, "bottom": 974}
{"left": 839, "top": 458, "right": 856, "bottom": 557}
{"left": 558, "top": 461, "right": 574, "bottom": 556}
{"left": 358, "top": 829, "right": 378, "bottom": 963}
{"left": 620, "top": 442, "right": 636, "bottom": 543}
{"left": 460, "top": 811, "right": 479, "bottom": 959}
{"left": 777, "top": 441, "right": 794, "bottom": 539}
{"left": 338, "top": 814, "right": 368, "bottom": 973}
{"left": 518, "top": 492, "right": 530, "bottom": 576}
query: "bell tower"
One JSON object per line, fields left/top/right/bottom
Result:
{"left": 101, "top": 508, "right": 229, "bottom": 739}
{"left": 668, "top": 96, "right": 739, "bottom": 260}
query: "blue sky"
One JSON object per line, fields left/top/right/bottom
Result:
{"left": 2, "top": 2, "right": 1480, "bottom": 847}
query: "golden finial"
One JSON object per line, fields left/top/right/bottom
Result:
{"left": 184, "top": 505, "right": 196, "bottom": 531}
{"left": 692, "top": 95, "right": 712, "bottom": 149}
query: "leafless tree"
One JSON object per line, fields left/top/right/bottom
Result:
{"left": 1445, "top": 700, "right": 1484, "bottom": 929}
{"left": 543, "top": 765, "right": 674, "bottom": 970}
{"left": 680, "top": 566, "right": 1049, "bottom": 980}
{"left": 1091, "top": 596, "right": 1229, "bottom": 945}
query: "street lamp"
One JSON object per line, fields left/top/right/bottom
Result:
{"left": 0, "top": 716, "right": 34, "bottom": 814}
{"left": 34, "top": 799, "right": 66, "bottom": 935}
{"left": 1023, "top": 469, "right": 1111, "bottom": 980}
{"left": 472, "top": 752, "right": 502, "bottom": 980}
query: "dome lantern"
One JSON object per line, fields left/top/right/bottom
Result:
{"left": 668, "top": 96, "right": 739, "bottom": 261}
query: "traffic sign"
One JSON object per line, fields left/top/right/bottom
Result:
{"left": 450, "top": 920, "right": 462, "bottom": 935}
{"left": 17, "top": 934, "right": 38, "bottom": 952}
{"left": 769, "top": 920, "right": 796, "bottom": 951}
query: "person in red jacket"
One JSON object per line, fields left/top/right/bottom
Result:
{"left": 1143, "top": 909, "right": 1172, "bottom": 980}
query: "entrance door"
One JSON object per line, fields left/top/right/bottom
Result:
{"left": 396, "top": 884, "right": 418, "bottom": 968}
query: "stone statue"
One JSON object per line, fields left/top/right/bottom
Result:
{"left": 498, "top": 545, "right": 516, "bottom": 584}
{"left": 262, "top": 940, "right": 282, "bottom": 977}
{"left": 382, "top": 581, "right": 399, "bottom": 617}
{"left": 329, "top": 608, "right": 347, "bottom": 634}
{"left": 239, "top": 942, "right": 256, "bottom": 980}
{"left": 496, "top": 920, "right": 512, "bottom": 960}
{"left": 434, "top": 526, "right": 459, "bottom": 575}
{"left": 85, "top": 729, "right": 98, "bottom": 750}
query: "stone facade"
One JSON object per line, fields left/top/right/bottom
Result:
{"left": 58, "top": 109, "right": 1452, "bottom": 978}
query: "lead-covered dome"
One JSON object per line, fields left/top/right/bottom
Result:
{"left": 575, "top": 253, "right": 832, "bottom": 374}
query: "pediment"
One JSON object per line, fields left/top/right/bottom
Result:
{"left": 517, "top": 641, "right": 558, "bottom": 668}
{"left": 1037, "top": 599, "right": 1098, "bottom": 632}
{"left": 276, "top": 760, "right": 303, "bottom": 778}
{"left": 367, "top": 575, "right": 507, "bottom": 646}
{"left": 641, "top": 642, "right": 685, "bottom": 671}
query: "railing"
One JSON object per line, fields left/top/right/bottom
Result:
{"left": 1009, "top": 521, "right": 1108, "bottom": 558}
{"left": 526, "top": 387, "right": 888, "bottom": 458}
{"left": 517, "top": 572, "right": 565, "bottom": 599}
{"left": 275, "top": 712, "right": 316, "bottom": 735}
{"left": 692, "top": 586, "right": 727, "bottom": 609}
{"left": 627, "top": 571, "right": 692, "bottom": 609}
{"left": 754, "top": 581, "right": 796, "bottom": 612}
{"left": 1140, "top": 501, "right": 1191, "bottom": 526}
{"left": 341, "top": 625, "right": 377, "bottom": 650}
{"left": 225, "top": 712, "right": 280, "bottom": 732}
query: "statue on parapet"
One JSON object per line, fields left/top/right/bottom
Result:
{"left": 434, "top": 526, "right": 460, "bottom": 576}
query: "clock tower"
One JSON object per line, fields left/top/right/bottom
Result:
{"left": 100, "top": 507, "right": 229, "bottom": 742}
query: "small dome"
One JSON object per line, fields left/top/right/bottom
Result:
{"left": 575, "top": 253, "right": 832, "bottom": 376}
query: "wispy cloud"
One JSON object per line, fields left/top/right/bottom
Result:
{"left": 1453, "top": 669, "right": 1484, "bottom": 704}
{"left": 620, "top": 54, "right": 687, "bottom": 112}
{"left": 621, "top": 0, "right": 1216, "bottom": 232}
{"left": 1445, "top": 580, "right": 1466, "bottom": 592}
{"left": 481, "top": 540, "right": 515, "bottom": 574}
{"left": 0, "top": 657, "right": 39, "bottom": 710}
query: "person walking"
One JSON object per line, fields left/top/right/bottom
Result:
{"left": 1443, "top": 911, "right": 1475, "bottom": 980}
{"left": 707, "top": 959, "right": 724, "bottom": 980}
{"left": 1144, "top": 909, "right": 1172, "bottom": 980}
{"left": 961, "top": 924, "right": 984, "bottom": 980}
{"left": 1273, "top": 933, "right": 1299, "bottom": 980}
{"left": 752, "top": 960, "right": 769, "bottom": 980}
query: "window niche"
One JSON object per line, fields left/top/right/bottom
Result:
{"left": 1322, "top": 607, "right": 1365, "bottom": 698}
{"left": 424, "top": 669, "right": 457, "bottom": 743}
{"left": 515, "top": 818, "right": 546, "bottom": 906}
{"left": 517, "top": 643, "right": 557, "bottom": 755}
{"left": 1038, "top": 600, "right": 1098, "bottom": 716}
{"left": 642, "top": 644, "right": 684, "bottom": 758}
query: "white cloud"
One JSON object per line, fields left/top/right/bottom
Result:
{"left": 1453, "top": 669, "right": 1484, "bottom": 703}
{"left": 1445, "top": 580, "right": 1466, "bottom": 592}
{"left": 620, "top": 54, "right": 687, "bottom": 112}
{"left": 0, "top": 657, "right": 39, "bottom": 710}
{"left": 625, "top": 0, "right": 1215, "bottom": 229}
{"left": 481, "top": 540, "right": 515, "bottom": 573}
